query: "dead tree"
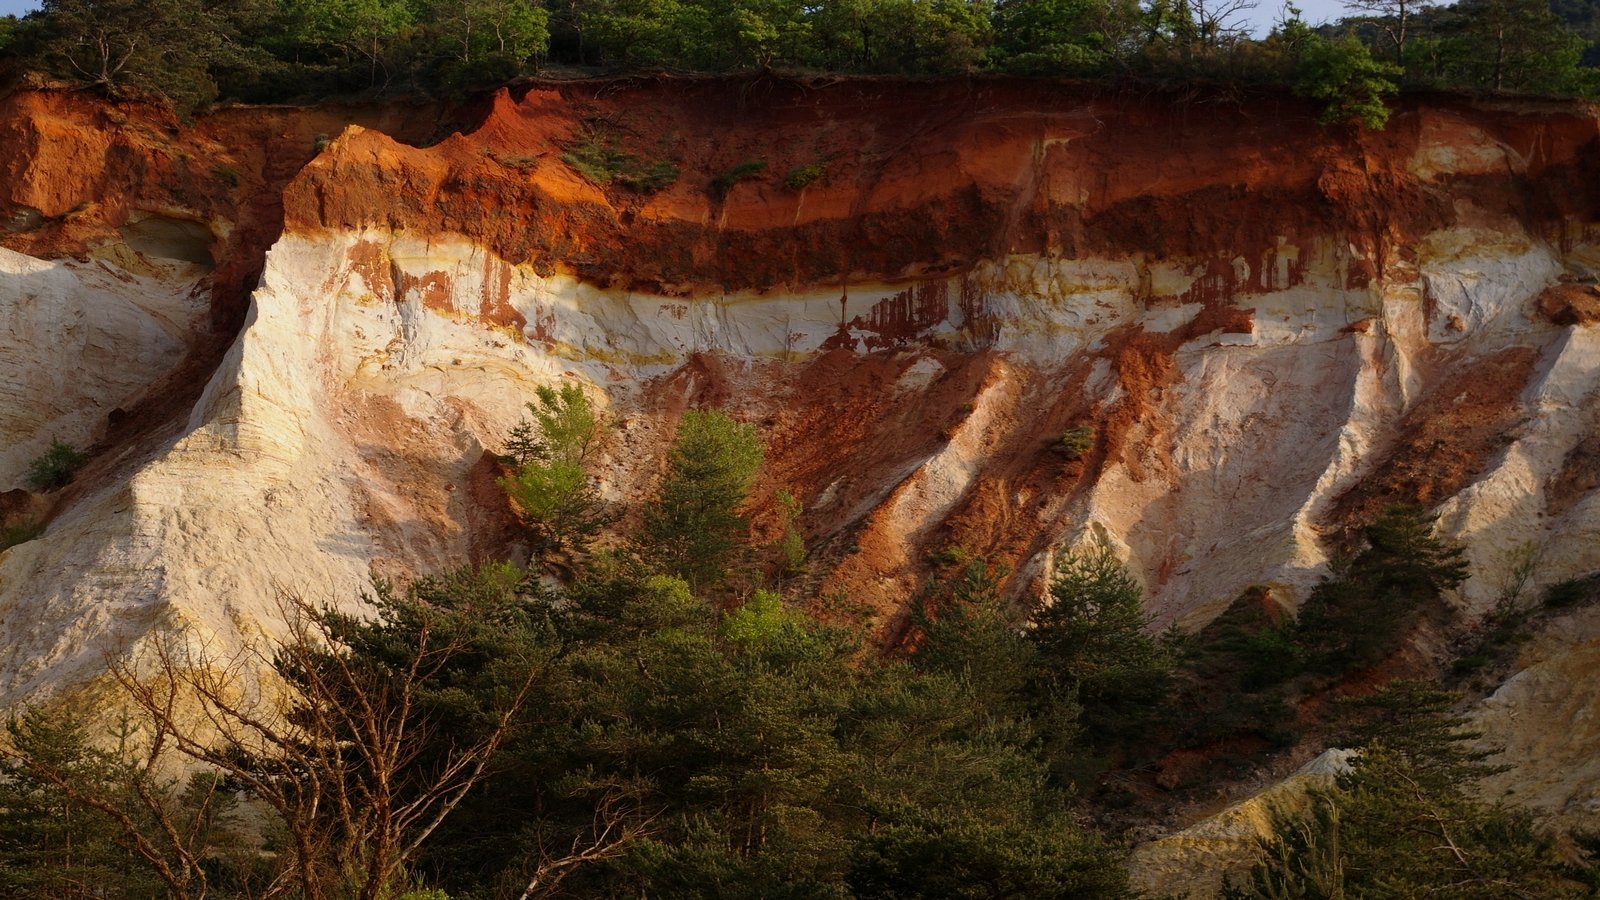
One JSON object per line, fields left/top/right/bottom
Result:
{"left": 4, "top": 581, "right": 659, "bottom": 898}
{"left": 103, "top": 593, "right": 538, "bottom": 900}
{"left": 1343, "top": 0, "right": 1434, "bottom": 67}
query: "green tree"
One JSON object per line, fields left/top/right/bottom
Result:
{"left": 1237, "top": 3, "right": 1323, "bottom": 81}
{"left": 271, "top": 0, "right": 415, "bottom": 88}
{"left": 910, "top": 549, "right": 1087, "bottom": 781}
{"left": 1138, "top": 0, "right": 1199, "bottom": 64}
{"left": 1295, "top": 33, "right": 1402, "bottom": 129}
{"left": 32, "top": 0, "right": 245, "bottom": 112}
{"left": 88, "top": 566, "right": 542, "bottom": 900}
{"left": 1357, "top": 504, "right": 1471, "bottom": 598}
{"left": 694, "top": 0, "right": 812, "bottom": 68}
{"left": 991, "top": 0, "right": 1138, "bottom": 73}
{"left": 1549, "top": 0, "right": 1600, "bottom": 66}
{"left": 868, "top": 0, "right": 994, "bottom": 73}
{"left": 639, "top": 409, "right": 763, "bottom": 594}
{"left": 1029, "top": 544, "right": 1176, "bottom": 743}
{"left": 769, "top": 489, "right": 808, "bottom": 577}
{"left": 849, "top": 804, "right": 1132, "bottom": 899}
{"left": 805, "top": 0, "right": 872, "bottom": 69}
{"left": 1436, "top": 0, "right": 1593, "bottom": 92}
{"left": 911, "top": 551, "right": 1035, "bottom": 713}
{"left": 721, "top": 588, "right": 815, "bottom": 650}
{"left": 499, "top": 384, "right": 609, "bottom": 559}
{"left": 202, "top": 0, "right": 308, "bottom": 103}
{"left": 1342, "top": 0, "right": 1433, "bottom": 68}
{"left": 0, "top": 701, "right": 242, "bottom": 899}
{"left": 1230, "top": 681, "right": 1590, "bottom": 899}
{"left": 1297, "top": 505, "right": 1468, "bottom": 670}
{"left": 408, "top": 559, "right": 1131, "bottom": 897}
{"left": 804, "top": 0, "right": 994, "bottom": 72}
{"left": 420, "top": 0, "right": 549, "bottom": 86}
{"left": 0, "top": 706, "right": 156, "bottom": 899}
{"left": 582, "top": 0, "right": 698, "bottom": 67}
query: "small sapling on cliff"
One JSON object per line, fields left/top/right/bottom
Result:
{"left": 24, "top": 441, "right": 88, "bottom": 491}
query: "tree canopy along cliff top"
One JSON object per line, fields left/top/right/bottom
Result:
{"left": 0, "top": 0, "right": 1597, "bottom": 122}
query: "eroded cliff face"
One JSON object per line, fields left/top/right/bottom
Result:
{"left": 2, "top": 78, "right": 1600, "bottom": 889}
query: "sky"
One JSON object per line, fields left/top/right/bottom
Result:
{"left": 1241, "top": 0, "right": 1356, "bottom": 33}
{"left": 0, "top": 0, "right": 1358, "bottom": 37}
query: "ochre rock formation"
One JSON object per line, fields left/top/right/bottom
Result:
{"left": 3, "top": 78, "right": 1600, "bottom": 892}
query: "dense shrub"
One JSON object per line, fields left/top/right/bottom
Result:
{"left": 1054, "top": 425, "right": 1096, "bottom": 460}
{"left": 1545, "top": 574, "right": 1600, "bottom": 608}
{"left": 24, "top": 440, "right": 87, "bottom": 491}
{"left": 561, "top": 129, "right": 678, "bottom": 192}
{"left": 783, "top": 161, "right": 827, "bottom": 190}
{"left": 711, "top": 158, "right": 766, "bottom": 196}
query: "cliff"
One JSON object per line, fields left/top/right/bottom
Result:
{"left": 2, "top": 76, "right": 1599, "bottom": 893}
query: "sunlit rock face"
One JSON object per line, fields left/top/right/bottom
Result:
{"left": 2, "top": 82, "right": 1600, "bottom": 882}
{"left": 0, "top": 246, "right": 210, "bottom": 486}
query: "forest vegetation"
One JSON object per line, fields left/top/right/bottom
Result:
{"left": 3, "top": 394, "right": 1600, "bottom": 897}
{"left": 0, "top": 0, "right": 1597, "bottom": 125}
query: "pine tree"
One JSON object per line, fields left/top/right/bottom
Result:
{"left": 1297, "top": 505, "right": 1467, "bottom": 672}
{"left": 1232, "top": 680, "right": 1592, "bottom": 899}
{"left": 1029, "top": 544, "right": 1176, "bottom": 743}
{"left": 639, "top": 409, "right": 763, "bottom": 594}
{"left": 0, "top": 704, "right": 179, "bottom": 899}
{"left": 499, "top": 384, "right": 610, "bottom": 560}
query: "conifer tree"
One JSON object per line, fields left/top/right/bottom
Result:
{"left": 1030, "top": 544, "right": 1176, "bottom": 742}
{"left": 0, "top": 706, "right": 156, "bottom": 899}
{"left": 1229, "top": 680, "right": 1592, "bottom": 899}
{"left": 500, "top": 384, "right": 609, "bottom": 560}
{"left": 1297, "top": 505, "right": 1467, "bottom": 671}
{"left": 640, "top": 409, "right": 763, "bottom": 594}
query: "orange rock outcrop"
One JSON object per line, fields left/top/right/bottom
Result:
{"left": 279, "top": 79, "right": 1600, "bottom": 299}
